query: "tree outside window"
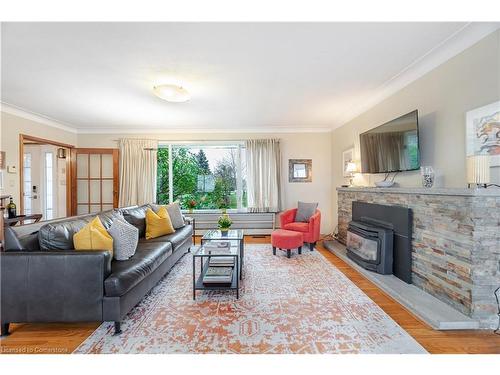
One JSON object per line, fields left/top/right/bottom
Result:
{"left": 156, "top": 143, "right": 247, "bottom": 211}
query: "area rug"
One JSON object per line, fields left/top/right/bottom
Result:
{"left": 75, "top": 245, "right": 427, "bottom": 354}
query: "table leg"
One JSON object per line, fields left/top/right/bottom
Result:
{"left": 236, "top": 255, "right": 239, "bottom": 299}
{"left": 192, "top": 255, "right": 196, "bottom": 300}
{"left": 239, "top": 239, "right": 244, "bottom": 280}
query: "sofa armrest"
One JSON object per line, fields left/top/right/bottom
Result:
{"left": 1, "top": 250, "right": 111, "bottom": 324}
{"left": 280, "top": 208, "right": 297, "bottom": 227}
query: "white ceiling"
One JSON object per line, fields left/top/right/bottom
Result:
{"left": 1, "top": 22, "right": 499, "bottom": 133}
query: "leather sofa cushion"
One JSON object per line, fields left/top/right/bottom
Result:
{"left": 120, "top": 205, "right": 151, "bottom": 238}
{"left": 38, "top": 210, "right": 122, "bottom": 251}
{"left": 104, "top": 240, "right": 173, "bottom": 297}
{"left": 39, "top": 216, "right": 92, "bottom": 251}
{"left": 4, "top": 217, "right": 70, "bottom": 251}
{"left": 140, "top": 224, "right": 192, "bottom": 251}
{"left": 282, "top": 222, "right": 309, "bottom": 233}
{"left": 5, "top": 226, "right": 40, "bottom": 251}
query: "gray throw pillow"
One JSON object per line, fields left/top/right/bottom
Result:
{"left": 108, "top": 216, "right": 139, "bottom": 260}
{"left": 166, "top": 203, "right": 185, "bottom": 229}
{"left": 153, "top": 203, "right": 185, "bottom": 229}
{"left": 295, "top": 201, "right": 318, "bottom": 222}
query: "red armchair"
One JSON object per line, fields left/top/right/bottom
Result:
{"left": 279, "top": 208, "right": 321, "bottom": 250}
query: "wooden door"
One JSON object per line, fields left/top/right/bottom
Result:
{"left": 71, "top": 149, "right": 119, "bottom": 216}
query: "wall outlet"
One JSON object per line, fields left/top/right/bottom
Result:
{"left": 7, "top": 165, "right": 17, "bottom": 174}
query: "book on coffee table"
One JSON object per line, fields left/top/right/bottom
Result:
{"left": 203, "top": 266, "right": 233, "bottom": 284}
{"left": 209, "top": 256, "right": 235, "bottom": 267}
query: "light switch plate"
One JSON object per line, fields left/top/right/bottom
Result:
{"left": 7, "top": 165, "right": 17, "bottom": 174}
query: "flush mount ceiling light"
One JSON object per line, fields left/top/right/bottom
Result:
{"left": 153, "top": 84, "right": 190, "bottom": 103}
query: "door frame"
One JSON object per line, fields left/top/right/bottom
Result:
{"left": 70, "top": 148, "right": 119, "bottom": 216}
{"left": 19, "top": 134, "right": 74, "bottom": 217}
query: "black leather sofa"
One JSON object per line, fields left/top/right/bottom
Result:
{"left": 1, "top": 204, "right": 193, "bottom": 336}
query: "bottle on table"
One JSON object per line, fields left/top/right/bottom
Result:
{"left": 7, "top": 197, "right": 16, "bottom": 219}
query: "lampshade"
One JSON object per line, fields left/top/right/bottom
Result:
{"left": 466, "top": 155, "right": 490, "bottom": 185}
{"left": 345, "top": 162, "right": 357, "bottom": 174}
{"left": 153, "top": 84, "right": 190, "bottom": 103}
{"left": 0, "top": 151, "right": 5, "bottom": 170}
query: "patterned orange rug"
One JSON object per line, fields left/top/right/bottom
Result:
{"left": 75, "top": 245, "right": 426, "bottom": 354}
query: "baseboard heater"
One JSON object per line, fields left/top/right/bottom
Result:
{"left": 188, "top": 212, "right": 276, "bottom": 235}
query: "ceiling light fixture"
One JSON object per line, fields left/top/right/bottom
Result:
{"left": 153, "top": 84, "right": 190, "bottom": 103}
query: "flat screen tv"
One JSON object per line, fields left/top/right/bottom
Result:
{"left": 360, "top": 110, "right": 420, "bottom": 174}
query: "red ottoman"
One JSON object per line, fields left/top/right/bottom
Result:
{"left": 271, "top": 229, "right": 303, "bottom": 258}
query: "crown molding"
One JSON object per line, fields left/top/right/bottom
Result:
{"left": 332, "top": 22, "right": 500, "bottom": 129}
{"left": 1, "top": 102, "right": 78, "bottom": 134}
{"left": 75, "top": 126, "right": 333, "bottom": 134}
{"left": 1, "top": 101, "right": 331, "bottom": 134}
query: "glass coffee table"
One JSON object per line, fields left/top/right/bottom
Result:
{"left": 192, "top": 244, "right": 240, "bottom": 300}
{"left": 201, "top": 229, "right": 244, "bottom": 279}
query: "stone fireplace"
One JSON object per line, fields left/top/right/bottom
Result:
{"left": 337, "top": 186, "right": 500, "bottom": 329}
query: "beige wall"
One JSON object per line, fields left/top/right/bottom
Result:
{"left": 78, "top": 132, "right": 333, "bottom": 233}
{"left": 0, "top": 112, "right": 333, "bottom": 232}
{"left": 0, "top": 111, "right": 77, "bottom": 208}
{"left": 331, "top": 30, "right": 500, "bottom": 231}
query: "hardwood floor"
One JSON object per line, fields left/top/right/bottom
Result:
{"left": 1, "top": 236, "right": 498, "bottom": 354}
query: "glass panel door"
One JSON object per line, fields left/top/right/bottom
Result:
{"left": 23, "top": 153, "right": 32, "bottom": 216}
{"left": 44, "top": 152, "right": 54, "bottom": 220}
{"left": 72, "top": 149, "right": 119, "bottom": 215}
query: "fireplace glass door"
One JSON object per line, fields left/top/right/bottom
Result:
{"left": 347, "top": 230, "right": 379, "bottom": 262}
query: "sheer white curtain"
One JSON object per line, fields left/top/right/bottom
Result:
{"left": 245, "top": 139, "right": 282, "bottom": 212}
{"left": 118, "top": 139, "right": 158, "bottom": 207}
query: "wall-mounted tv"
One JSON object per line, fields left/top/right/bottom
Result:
{"left": 360, "top": 110, "right": 420, "bottom": 174}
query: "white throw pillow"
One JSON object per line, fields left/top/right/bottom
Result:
{"left": 108, "top": 215, "right": 139, "bottom": 260}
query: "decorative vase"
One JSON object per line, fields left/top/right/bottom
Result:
{"left": 188, "top": 208, "right": 194, "bottom": 214}
{"left": 220, "top": 228, "right": 229, "bottom": 236}
{"left": 421, "top": 166, "right": 435, "bottom": 188}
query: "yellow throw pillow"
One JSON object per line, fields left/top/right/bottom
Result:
{"left": 145, "top": 207, "right": 175, "bottom": 239}
{"left": 73, "top": 216, "right": 113, "bottom": 254}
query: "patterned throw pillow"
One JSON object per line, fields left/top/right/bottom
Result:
{"left": 108, "top": 216, "right": 139, "bottom": 260}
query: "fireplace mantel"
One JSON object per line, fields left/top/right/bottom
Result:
{"left": 336, "top": 187, "right": 500, "bottom": 329}
{"left": 337, "top": 186, "right": 500, "bottom": 197}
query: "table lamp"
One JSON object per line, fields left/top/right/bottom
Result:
{"left": 466, "top": 155, "right": 490, "bottom": 188}
{"left": 345, "top": 161, "right": 357, "bottom": 187}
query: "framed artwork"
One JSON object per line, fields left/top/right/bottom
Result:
{"left": 288, "top": 159, "right": 312, "bottom": 183}
{"left": 342, "top": 147, "right": 355, "bottom": 177}
{"left": 466, "top": 101, "right": 500, "bottom": 167}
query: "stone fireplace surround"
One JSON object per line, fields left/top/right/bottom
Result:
{"left": 336, "top": 187, "right": 500, "bottom": 329}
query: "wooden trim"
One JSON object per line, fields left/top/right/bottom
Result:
{"left": 112, "top": 149, "right": 119, "bottom": 207}
{"left": 20, "top": 134, "right": 74, "bottom": 149}
{"left": 19, "top": 134, "right": 75, "bottom": 217}
{"left": 72, "top": 148, "right": 116, "bottom": 154}
{"left": 65, "top": 148, "right": 72, "bottom": 219}
{"left": 70, "top": 149, "right": 77, "bottom": 216}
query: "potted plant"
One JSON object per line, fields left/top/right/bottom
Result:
{"left": 218, "top": 196, "right": 230, "bottom": 214}
{"left": 217, "top": 214, "right": 232, "bottom": 235}
{"left": 187, "top": 199, "right": 197, "bottom": 214}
